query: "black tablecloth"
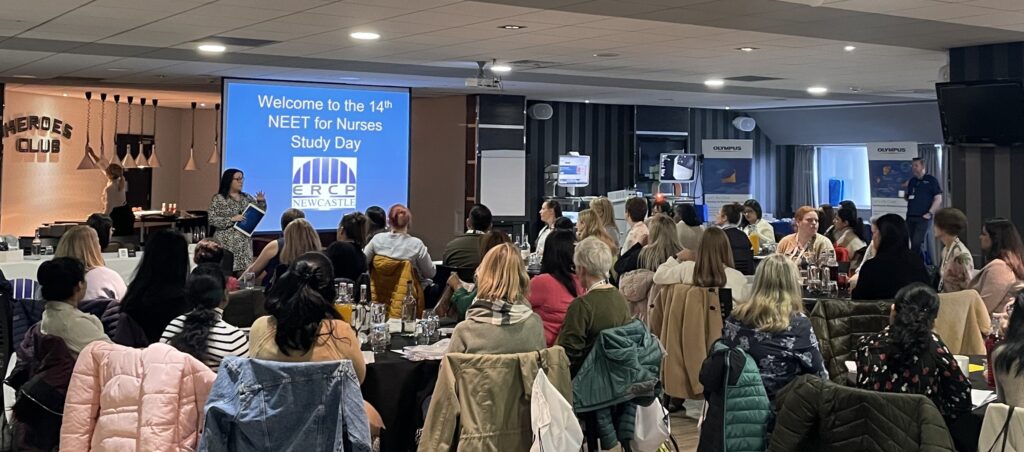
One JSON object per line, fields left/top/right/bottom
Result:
{"left": 361, "top": 334, "right": 441, "bottom": 452}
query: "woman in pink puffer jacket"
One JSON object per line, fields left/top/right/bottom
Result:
{"left": 60, "top": 341, "right": 216, "bottom": 451}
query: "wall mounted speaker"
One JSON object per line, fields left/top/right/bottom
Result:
{"left": 528, "top": 103, "right": 553, "bottom": 120}
{"left": 733, "top": 116, "right": 756, "bottom": 132}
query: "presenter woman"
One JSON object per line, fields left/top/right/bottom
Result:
{"left": 209, "top": 169, "right": 266, "bottom": 273}
{"left": 102, "top": 163, "right": 134, "bottom": 236}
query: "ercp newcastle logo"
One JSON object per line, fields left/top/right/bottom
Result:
{"left": 292, "top": 157, "right": 357, "bottom": 211}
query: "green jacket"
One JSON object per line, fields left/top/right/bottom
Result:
{"left": 571, "top": 319, "right": 663, "bottom": 450}
{"left": 698, "top": 341, "right": 770, "bottom": 452}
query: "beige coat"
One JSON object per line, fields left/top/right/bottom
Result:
{"left": 934, "top": 290, "right": 991, "bottom": 355}
{"left": 649, "top": 283, "right": 724, "bottom": 399}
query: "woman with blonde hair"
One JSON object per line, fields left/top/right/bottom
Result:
{"left": 638, "top": 215, "right": 683, "bottom": 272}
{"left": 722, "top": 254, "right": 828, "bottom": 399}
{"left": 448, "top": 243, "right": 545, "bottom": 354}
{"left": 268, "top": 219, "right": 322, "bottom": 287}
{"left": 102, "top": 162, "right": 127, "bottom": 215}
{"left": 589, "top": 197, "right": 620, "bottom": 243}
{"left": 653, "top": 227, "right": 749, "bottom": 303}
{"left": 55, "top": 225, "right": 127, "bottom": 300}
{"left": 576, "top": 209, "right": 618, "bottom": 256}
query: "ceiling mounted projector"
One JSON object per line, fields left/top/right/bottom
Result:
{"left": 733, "top": 116, "right": 756, "bottom": 132}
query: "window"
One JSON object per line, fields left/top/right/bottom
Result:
{"left": 816, "top": 146, "right": 870, "bottom": 208}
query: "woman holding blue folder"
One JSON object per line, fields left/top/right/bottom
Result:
{"left": 209, "top": 168, "right": 266, "bottom": 274}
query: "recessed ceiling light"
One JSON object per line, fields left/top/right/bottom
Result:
{"left": 844, "top": 45, "right": 856, "bottom": 52}
{"left": 807, "top": 86, "right": 828, "bottom": 95}
{"left": 593, "top": 52, "right": 619, "bottom": 57}
{"left": 200, "top": 103, "right": 207, "bottom": 107}
{"left": 736, "top": 47, "right": 758, "bottom": 52}
{"left": 584, "top": 100, "right": 590, "bottom": 103}
{"left": 704, "top": 79, "right": 725, "bottom": 88}
{"left": 11, "top": 75, "right": 36, "bottom": 79}
{"left": 350, "top": 31, "right": 380, "bottom": 40}
{"left": 197, "top": 43, "right": 226, "bottom": 53}
{"left": 499, "top": 25, "right": 526, "bottom": 30}
{"left": 725, "top": 106, "right": 731, "bottom": 110}
{"left": 62, "top": 93, "right": 68, "bottom": 97}
{"left": 106, "top": 68, "right": 129, "bottom": 72}
{"left": 491, "top": 64, "right": 512, "bottom": 73}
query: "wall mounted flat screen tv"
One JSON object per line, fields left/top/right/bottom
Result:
{"left": 936, "top": 80, "right": 1024, "bottom": 146}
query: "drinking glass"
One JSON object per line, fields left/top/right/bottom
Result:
{"left": 370, "top": 324, "right": 388, "bottom": 354}
{"left": 242, "top": 272, "right": 256, "bottom": 290}
{"left": 837, "top": 272, "right": 849, "bottom": 292}
{"left": 424, "top": 309, "right": 440, "bottom": 342}
{"left": 415, "top": 320, "right": 429, "bottom": 345}
{"left": 371, "top": 303, "right": 387, "bottom": 325}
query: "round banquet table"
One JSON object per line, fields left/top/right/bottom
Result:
{"left": 361, "top": 334, "right": 441, "bottom": 452}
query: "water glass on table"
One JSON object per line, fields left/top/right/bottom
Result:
{"left": 370, "top": 323, "right": 389, "bottom": 354}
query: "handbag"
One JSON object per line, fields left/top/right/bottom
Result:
{"left": 631, "top": 398, "right": 672, "bottom": 452}
{"left": 530, "top": 368, "right": 583, "bottom": 452}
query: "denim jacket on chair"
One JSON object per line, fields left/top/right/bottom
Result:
{"left": 198, "top": 357, "right": 371, "bottom": 452}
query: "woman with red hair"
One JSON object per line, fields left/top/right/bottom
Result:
{"left": 363, "top": 204, "right": 436, "bottom": 284}
{"left": 776, "top": 206, "right": 833, "bottom": 262}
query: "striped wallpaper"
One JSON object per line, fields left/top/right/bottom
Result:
{"left": 947, "top": 42, "right": 1024, "bottom": 260}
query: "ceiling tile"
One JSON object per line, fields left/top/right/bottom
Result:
{"left": 503, "top": 10, "right": 603, "bottom": 25}
{"left": 304, "top": 3, "right": 415, "bottom": 21}
{"left": 428, "top": 2, "right": 538, "bottom": 19}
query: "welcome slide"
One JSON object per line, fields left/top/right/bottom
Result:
{"left": 223, "top": 78, "right": 410, "bottom": 232}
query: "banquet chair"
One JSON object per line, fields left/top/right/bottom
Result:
{"left": 222, "top": 289, "right": 267, "bottom": 329}
{"left": 370, "top": 256, "right": 423, "bottom": 318}
{"left": 809, "top": 299, "right": 892, "bottom": 384}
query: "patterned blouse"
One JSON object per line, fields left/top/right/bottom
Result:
{"left": 855, "top": 328, "right": 971, "bottom": 420}
{"left": 722, "top": 313, "right": 829, "bottom": 399}
{"left": 209, "top": 192, "right": 267, "bottom": 272}
{"left": 939, "top": 238, "right": 974, "bottom": 293}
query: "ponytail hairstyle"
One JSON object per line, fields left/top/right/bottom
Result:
{"left": 265, "top": 252, "right": 344, "bottom": 355}
{"left": 388, "top": 204, "right": 411, "bottom": 231}
{"left": 995, "top": 291, "right": 1024, "bottom": 377}
{"left": 168, "top": 264, "right": 227, "bottom": 362}
{"left": 836, "top": 206, "right": 864, "bottom": 241}
{"left": 888, "top": 283, "right": 940, "bottom": 366}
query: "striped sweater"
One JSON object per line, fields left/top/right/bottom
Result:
{"left": 159, "top": 307, "right": 249, "bottom": 372}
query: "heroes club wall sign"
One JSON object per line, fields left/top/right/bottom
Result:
{"left": 1, "top": 115, "right": 74, "bottom": 153}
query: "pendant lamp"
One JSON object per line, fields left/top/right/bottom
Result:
{"left": 135, "top": 98, "right": 148, "bottom": 167}
{"left": 184, "top": 102, "right": 198, "bottom": 171}
{"left": 122, "top": 96, "right": 136, "bottom": 169}
{"left": 148, "top": 99, "right": 161, "bottom": 168}
{"left": 77, "top": 91, "right": 98, "bottom": 170}
{"left": 99, "top": 93, "right": 107, "bottom": 167}
{"left": 208, "top": 103, "right": 220, "bottom": 164}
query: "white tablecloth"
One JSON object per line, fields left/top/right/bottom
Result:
{"left": 1, "top": 252, "right": 143, "bottom": 283}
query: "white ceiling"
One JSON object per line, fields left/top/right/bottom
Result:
{"left": 0, "top": 0, "right": 1021, "bottom": 108}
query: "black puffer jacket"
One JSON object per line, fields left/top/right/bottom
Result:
{"left": 809, "top": 299, "right": 892, "bottom": 383}
{"left": 769, "top": 375, "right": 955, "bottom": 452}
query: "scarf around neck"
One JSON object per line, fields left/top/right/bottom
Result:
{"left": 467, "top": 298, "right": 533, "bottom": 325}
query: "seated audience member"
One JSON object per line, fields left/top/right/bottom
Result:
{"left": 855, "top": 283, "right": 970, "bottom": 423}
{"left": 365, "top": 205, "right": 388, "bottom": 243}
{"left": 993, "top": 293, "right": 1024, "bottom": 406}
{"left": 535, "top": 200, "right": 562, "bottom": 257}
{"left": 673, "top": 203, "right": 705, "bottom": 252}
{"left": 617, "top": 215, "right": 680, "bottom": 277}
{"left": 818, "top": 204, "right": 836, "bottom": 240}
{"left": 269, "top": 218, "right": 323, "bottom": 287}
{"left": 364, "top": 204, "right": 436, "bottom": 286}
{"left": 576, "top": 209, "right": 619, "bottom": 257}
{"left": 852, "top": 214, "right": 930, "bottom": 300}
{"left": 970, "top": 218, "right": 1024, "bottom": 313}
{"left": 325, "top": 211, "right": 369, "bottom": 281}
{"left": 193, "top": 239, "right": 239, "bottom": 291}
{"left": 557, "top": 237, "right": 632, "bottom": 375}
{"left": 717, "top": 203, "right": 755, "bottom": 275}
{"left": 442, "top": 204, "right": 492, "bottom": 269}
{"left": 439, "top": 231, "right": 511, "bottom": 321}
{"left": 722, "top": 254, "right": 828, "bottom": 399}
{"left": 589, "top": 197, "right": 621, "bottom": 244}
{"left": 161, "top": 264, "right": 248, "bottom": 372}
{"left": 245, "top": 208, "right": 306, "bottom": 286}
{"left": 121, "top": 229, "right": 192, "bottom": 343}
{"left": 37, "top": 257, "right": 111, "bottom": 356}
{"left": 529, "top": 230, "right": 584, "bottom": 346}
{"left": 739, "top": 198, "right": 776, "bottom": 248}
{"left": 54, "top": 225, "right": 127, "bottom": 300}
{"left": 777, "top": 206, "right": 834, "bottom": 263}
{"left": 86, "top": 213, "right": 118, "bottom": 252}
{"left": 653, "top": 227, "right": 750, "bottom": 303}
{"left": 649, "top": 196, "right": 671, "bottom": 218}
{"left": 832, "top": 206, "right": 866, "bottom": 255}
{"left": 448, "top": 243, "right": 545, "bottom": 354}
{"left": 554, "top": 216, "right": 575, "bottom": 231}
{"left": 248, "top": 252, "right": 382, "bottom": 434}
{"left": 621, "top": 197, "right": 650, "bottom": 255}
{"left": 934, "top": 208, "right": 974, "bottom": 293}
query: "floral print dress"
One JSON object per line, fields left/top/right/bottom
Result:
{"left": 722, "top": 313, "right": 829, "bottom": 399}
{"left": 855, "top": 328, "right": 971, "bottom": 421}
{"left": 209, "top": 192, "right": 267, "bottom": 272}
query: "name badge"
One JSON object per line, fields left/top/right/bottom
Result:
{"left": 908, "top": 195, "right": 915, "bottom": 200}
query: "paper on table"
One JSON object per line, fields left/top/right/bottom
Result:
{"left": 972, "top": 389, "right": 996, "bottom": 408}
{"left": 387, "top": 318, "right": 402, "bottom": 334}
{"left": 362, "top": 351, "right": 375, "bottom": 364}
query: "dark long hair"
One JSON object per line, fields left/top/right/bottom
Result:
{"left": 875, "top": 214, "right": 911, "bottom": 257}
{"left": 836, "top": 206, "right": 864, "bottom": 241}
{"left": 738, "top": 199, "right": 762, "bottom": 229}
{"left": 817, "top": 204, "right": 835, "bottom": 235}
{"left": 888, "top": 283, "right": 940, "bottom": 366}
{"left": 168, "top": 264, "right": 226, "bottom": 362}
{"left": 995, "top": 291, "right": 1024, "bottom": 377}
{"left": 983, "top": 218, "right": 1024, "bottom": 280}
{"left": 218, "top": 169, "right": 242, "bottom": 198}
{"left": 122, "top": 229, "right": 190, "bottom": 312}
{"left": 365, "top": 206, "right": 387, "bottom": 239}
{"left": 674, "top": 203, "right": 702, "bottom": 227}
{"left": 339, "top": 212, "right": 368, "bottom": 248}
{"left": 540, "top": 229, "right": 578, "bottom": 297}
{"left": 265, "top": 252, "right": 344, "bottom": 355}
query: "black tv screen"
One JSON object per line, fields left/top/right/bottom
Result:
{"left": 936, "top": 80, "right": 1024, "bottom": 145}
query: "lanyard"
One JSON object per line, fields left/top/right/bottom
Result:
{"left": 588, "top": 279, "right": 609, "bottom": 291}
